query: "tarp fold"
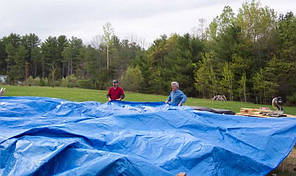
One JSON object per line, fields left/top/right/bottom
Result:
{"left": 1, "top": 96, "right": 296, "bottom": 176}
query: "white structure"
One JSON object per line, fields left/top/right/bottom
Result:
{"left": 0, "top": 75, "right": 8, "bottom": 83}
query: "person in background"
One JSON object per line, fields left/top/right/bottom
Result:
{"left": 107, "top": 80, "right": 125, "bottom": 101}
{"left": 0, "top": 88, "right": 5, "bottom": 97}
{"left": 165, "top": 81, "right": 187, "bottom": 106}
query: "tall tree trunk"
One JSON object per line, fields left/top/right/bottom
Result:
{"left": 25, "top": 62, "right": 29, "bottom": 85}
{"left": 42, "top": 62, "right": 45, "bottom": 78}
{"left": 107, "top": 45, "right": 109, "bottom": 70}
{"left": 67, "top": 60, "right": 70, "bottom": 76}
{"left": 51, "top": 64, "right": 56, "bottom": 87}
{"left": 62, "top": 62, "right": 64, "bottom": 78}
{"left": 34, "top": 62, "right": 37, "bottom": 78}
{"left": 243, "top": 85, "right": 247, "bottom": 102}
{"left": 70, "top": 57, "right": 73, "bottom": 75}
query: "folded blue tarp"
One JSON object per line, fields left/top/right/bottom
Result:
{"left": 0, "top": 96, "right": 296, "bottom": 176}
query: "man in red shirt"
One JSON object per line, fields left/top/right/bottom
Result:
{"left": 107, "top": 80, "right": 125, "bottom": 101}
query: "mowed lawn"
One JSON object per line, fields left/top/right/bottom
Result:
{"left": 1, "top": 85, "right": 296, "bottom": 115}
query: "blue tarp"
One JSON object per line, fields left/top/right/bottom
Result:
{"left": 0, "top": 96, "right": 296, "bottom": 176}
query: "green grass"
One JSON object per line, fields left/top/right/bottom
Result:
{"left": 1, "top": 85, "right": 296, "bottom": 115}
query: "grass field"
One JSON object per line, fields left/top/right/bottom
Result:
{"left": 1, "top": 85, "right": 296, "bottom": 115}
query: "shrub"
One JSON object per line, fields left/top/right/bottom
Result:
{"left": 287, "top": 93, "right": 296, "bottom": 105}
{"left": 67, "top": 75, "right": 78, "bottom": 88}
{"left": 121, "top": 66, "right": 143, "bottom": 92}
{"left": 60, "top": 75, "right": 78, "bottom": 88}
{"left": 33, "top": 77, "right": 41, "bottom": 86}
{"left": 60, "top": 78, "right": 68, "bottom": 87}
{"left": 77, "top": 79, "right": 94, "bottom": 89}
{"left": 26, "top": 76, "right": 41, "bottom": 86}
{"left": 55, "top": 81, "right": 61, "bottom": 87}
{"left": 40, "top": 78, "right": 49, "bottom": 86}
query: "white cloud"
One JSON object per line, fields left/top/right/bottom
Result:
{"left": 0, "top": 0, "right": 295, "bottom": 46}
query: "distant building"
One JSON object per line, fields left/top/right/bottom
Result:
{"left": 0, "top": 75, "right": 8, "bottom": 83}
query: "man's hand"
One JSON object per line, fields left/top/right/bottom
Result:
{"left": 108, "top": 97, "right": 112, "bottom": 101}
{"left": 178, "top": 103, "right": 182, "bottom": 106}
{"left": 176, "top": 172, "right": 186, "bottom": 176}
{"left": 165, "top": 100, "right": 168, "bottom": 104}
{"left": 116, "top": 98, "right": 121, "bottom": 101}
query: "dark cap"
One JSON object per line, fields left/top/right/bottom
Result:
{"left": 112, "top": 80, "right": 119, "bottom": 83}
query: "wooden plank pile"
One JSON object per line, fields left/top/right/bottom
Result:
{"left": 236, "top": 108, "right": 296, "bottom": 118}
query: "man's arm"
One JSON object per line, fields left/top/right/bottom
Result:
{"left": 178, "top": 92, "right": 187, "bottom": 106}
{"left": 120, "top": 88, "right": 125, "bottom": 100}
{"left": 120, "top": 94, "right": 125, "bottom": 99}
{"left": 107, "top": 88, "right": 112, "bottom": 101}
{"left": 165, "top": 92, "right": 172, "bottom": 103}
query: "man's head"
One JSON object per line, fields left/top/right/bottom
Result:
{"left": 112, "top": 80, "right": 119, "bottom": 88}
{"left": 171, "top": 81, "right": 179, "bottom": 91}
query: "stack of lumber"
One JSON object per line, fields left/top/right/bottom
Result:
{"left": 236, "top": 108, "right": 296, "bottom": 118}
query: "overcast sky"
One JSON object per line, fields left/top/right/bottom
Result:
{"left": 1, "top": 0, "right": 295, "bottom": 47}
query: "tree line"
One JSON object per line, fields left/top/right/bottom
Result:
{"left": 0, "top": 23, "right": 142, "bottom": 90}
{"left": 0, "top": 0, "right": 295, "bottom": 105}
